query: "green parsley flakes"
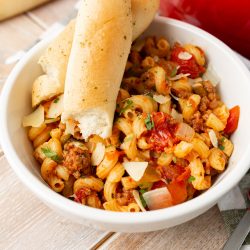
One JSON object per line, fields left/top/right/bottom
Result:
{"left": 219, "top": 145, "right": 225, "bottom": 151}
{"left": 188, "top": 176, "right": 196, "bottom": 183}
{"left": 172, "top": 156, "right": 177, "bottom": 163}
{"left": 139, "top": 189, "right": 147, "bottom": 208}
{"left": 170, "top": 66, "right": 178, "bottom": 77}
{"left": 41, "top": 147, "right": 62, "bottom": 163}
{"left": 119, "top": 99, "right": 133, "bottom": 115}
{"left": 53, "top": 97, "right": 59, "bottom": 103}
{"left": 144, "top": 113, "right": 154, "bottom": 130}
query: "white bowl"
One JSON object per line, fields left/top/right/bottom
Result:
{"left": 1, "top": 17, "right": 250, "bottom": 232}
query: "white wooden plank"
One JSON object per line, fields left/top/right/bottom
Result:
{"left": 27, "top": 0, "right": 78, "bottom": 28}
{"left": 0, "top": 15, "right": 43, "bottom": 153}
{"left": 0, "top": 15, "right": 43, "bottom": 85}
{"left": 0, "top": 156, "right": 110, "bottom": 250}
{"left": 99, "top": 206, "right": 230, "bottom": 250}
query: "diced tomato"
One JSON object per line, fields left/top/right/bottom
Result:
{"left": 152, "top": 180, "right": 167, "bottom": 190}
{"left": 148, "top": 112, "right": 179, "bottom": 152}
{"left": 167, "top": 180, "right": 188, "bottom": 205}
{"left": 176, "top": 167, "right": 191, "bottom": 182}
{"left": 224, "top": 106, "right": 240, "bottom": 134}
{"left": 170, "top": 44, "right": 205, "bottom": 78}
{"left": 158, "top": 164, "right": 185, "bottom": 181}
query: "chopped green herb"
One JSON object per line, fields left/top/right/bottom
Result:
{"left": 188, "top": 176, "right": 196, "bottom": 183}
{"left": 219, "top": 145, "right": 225, "bottom": 151}
{"left": 54, "top": 97, "right": 59, "bottom": 103}
{"left": 124, "top": 134, "right": 134, "bottom": 142}
{"left": 144, "top": 91, "right": 154, "bottom": 98}
{"left": 139, "top": 189, "right": 147, "bottom": 208}
{"left": 139, "top": 189, "right": 147, "bottom": 195}
{"left": 221, "top": 137, "right": 226, "bottom": 143}
{"left": 119, "top": 99, "right": 133, "bottom": 115}
{"left": 173, "top": 156, "right": 177, "bottom": 163}
{"left": 139, "top": 182, "right": 152, "bottom": 189}
{"left": 144, "top": 113, "right": 154, "bottom": 130}
{"left": 170, "top": 66, "right": 178, "bottom": 77}
{"left": 41, "top": 147, "right": 62, "bottom": 163}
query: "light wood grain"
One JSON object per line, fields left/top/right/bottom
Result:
{"left": 0, "top": 156, "right": 112, "bottom": 250}
{"left": 0, "top": 15, "right": 43, "bottom": 84}
{"left": 27, "top": 0, "right": 77, "bottom": 28}
{"left": 99, "top": 206, "right": 229, "bottom": 250}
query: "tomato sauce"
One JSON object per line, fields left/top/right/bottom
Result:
{"left": 170, "top": 44, "right": 205, "bottom": 78}
{"left": 148, "top": 112, "right": 179, "bottom": 152}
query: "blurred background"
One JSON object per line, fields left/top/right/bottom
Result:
{"left": 160, "top": 0, "right": 250, "bottom": 59}
{"left": 0, "top": 0, "right": 249, "bottom": 81}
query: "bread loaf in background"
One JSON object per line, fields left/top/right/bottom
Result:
{"left": 0, "top": 0, "right": 51, "bottom": 21}
{"left": 34, "top": 0, "right": 159, "bottom": 107}
{"left": 62, "top": 0, "right": 133, "bottom": 139}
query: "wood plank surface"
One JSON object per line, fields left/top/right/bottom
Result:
{"left": 0, "top": 156, "right": 111, "bottom": 250}
{"left": 27, "top": 0, "right": 78, "bottom": 28}
{"left": 0, "top": 15, "right": 43, "bottom": 85}
{"left": 99, "top": 206, "right": 229, "bottom": 250}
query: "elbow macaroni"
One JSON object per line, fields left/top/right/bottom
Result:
{"left": 26, "top": 35, "right": 237, "bottom": 212}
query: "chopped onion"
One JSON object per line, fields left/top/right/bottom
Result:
{"left": 208, "top": 130, "right": 218, "bottom": 148}
{"left": 171, "top": 109, "right": 183, "bottom": 123}
{"left": 22, "top": 105, "right": 44, "bottom": 127}
{"left": 132, "top": 190, "right": 147, "bottom": 212}
{"left": 188, "top": 77, "right": 203, "bottom": 85}
{"left": 47, "top": 94, "right": 64, "bottom": 118}
{"left": 65, "top": 120, "right": 76, "bottom": 135}
{"left": 123, "top": 162, "right": 148, "bottom": 182}
{"left": 202, "top": 64, "right": 220, "bottom": 86}
{"left": 153, "top": 94, "right": 171, "bottom": 104}
{"left": 175, "top": 122, "right": 195, "bottom": 142}
{"left": 142, "top": 187, "right": 173, "bottom": 210}
{"left": 91, "top": 143, "right": 105, "bottom": 166}
{"left": 170, "top": 92, "right": 179, "bottom": 102}
{"left": 169, "top": 73, "right": 190, "bottom": 81}
{"left": 153, "top": 56, "right": 159, "bottom": 62}
{"left": 161, "top": 178, "right": 168, "bottom": 185}
{"left": 178, "top": 51, "right": 192, "bottom": 60}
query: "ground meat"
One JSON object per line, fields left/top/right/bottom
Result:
{"left": 115, "top": 189, "right": 135, "bottom": 206}
{"left": 140, "top": 70, "right": 155, "bottom": 89}
{"left": 197, "top": 80, "right": 221, "bottom": 113}
{"left": 203, "top": 81, "right": 215, "bottom": 93}
{"left": 74, "top": 187, "right": 102, "bottom": 208}
{"left": 189, "top": 111, "right": 205, "bottom": 132}
{"left": 63, "top": 140, "right": 91, "bottom": 177}
{"left": 199, "top": 96, "right": 210, "bottom": 113}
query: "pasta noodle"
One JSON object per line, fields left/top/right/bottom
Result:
{"left": 25, "top": 35, "right": 238, "bottom": 212}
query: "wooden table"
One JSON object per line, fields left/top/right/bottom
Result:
{"left": 0, "top": 1, "right": 230, "bottom": 249}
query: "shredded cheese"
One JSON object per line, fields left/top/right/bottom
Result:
{"left": 47, "top": 94, "right": 64, "bottom": 119}
{"left": 209, "top": 130, "right": 218, "bottom": 148}
{"left": 153, "top": 94, "right": 170, "bottom": 104}
{"left": 22, "top": 105, "right": 44, "bottom": 127}
{"left": 123, "top": 162, "right": 148, "bottom": 181}
{"left": 178, "top": 51, "right": 192, "bottom": 60}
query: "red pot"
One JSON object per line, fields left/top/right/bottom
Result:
{"left": 160, "top": 0, "right": 250, "bottom": 59}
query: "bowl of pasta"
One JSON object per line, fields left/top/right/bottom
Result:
{"left": 1, "top": 16, "right": 250, "bottom": 232}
